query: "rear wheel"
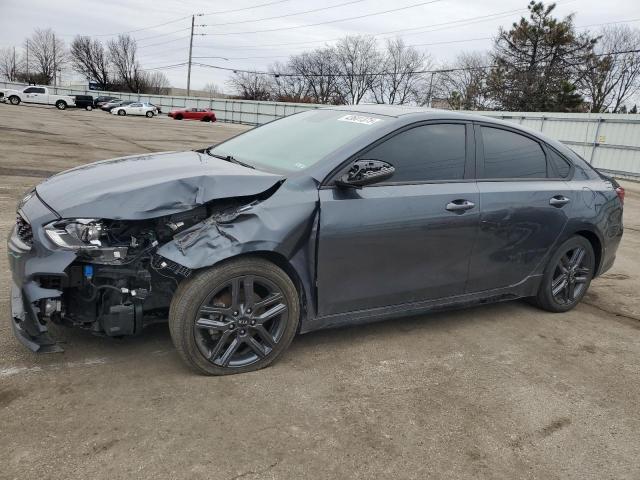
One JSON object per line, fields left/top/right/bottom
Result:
{"left": 117, "top": 109, "right": 126, "bottom": 116}
{"left": 55, "top": 100, "right": 67, "bottom": 110}
{"left": 169, "top": 258, "right": 300, "bottom": 375}
{"left": 9, "top": 96, "right": 20, "bottom": 105}
{"left": 86, "top": 105, "right": 93, "bottom": 111}
{"left": 533, "top": 236, "right": 595, "bottom": 312}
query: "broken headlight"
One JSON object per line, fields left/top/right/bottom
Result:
{"left": 44, "top": 219, "right": 105, "bottom": 250}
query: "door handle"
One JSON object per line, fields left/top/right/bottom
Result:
{"left": 446, "top": 199, "right": 475, "bottom": 213}
{"left": 549, "top": 195, "right": 570, "bottom": 207}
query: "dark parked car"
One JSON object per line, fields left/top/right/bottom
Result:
{"left": 73, "top": 95, "right": 94, "bottom": 110}
{"left": 8, "top": 106, "right": 624, "bottom": 375}
{"left": 94, "top": 96, "right": 119, "bottom": 108}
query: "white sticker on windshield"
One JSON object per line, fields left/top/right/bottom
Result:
{"left": 337, "top": 114, "right": 381, "bottom": 126}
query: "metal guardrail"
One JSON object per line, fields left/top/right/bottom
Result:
{"left": 1, "top": 81, "right": 639, "bottom": 177}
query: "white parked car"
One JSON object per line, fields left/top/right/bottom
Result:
{"left": 111, "top": 102, "right": 158, "bottom": 117}
{"left": 0, "top": 86, "right": 75, "bottom": 110}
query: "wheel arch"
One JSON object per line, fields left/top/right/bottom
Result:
{"left": 573, "top": 229, "right": 603, "bottom": 276}
{"left": 199, "top": 250, "right": 310, "bottom": 331}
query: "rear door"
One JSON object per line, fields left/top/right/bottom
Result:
{"left": 317, "top": 122, "right": 480, "bottom": 316}
{"left": 465, "top": 124, "right": 572, "bottom": 292}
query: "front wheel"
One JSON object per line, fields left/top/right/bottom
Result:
{"left": 55, "top": 100, "right": 67, "bottom": 110}
{"left": 117, "top": 109, "right": 126, "bottom": 116}
{"left": 145, "top": 111, "right": 154, "bottom": 118}
{"left": 86, "top": 105, "right": 93, "bottom": 111}
{"left": 532, "top": 236, "right": 595, "bottom": 312}
{"left": 169, "top": 258, "right": 300, "bottom": 375}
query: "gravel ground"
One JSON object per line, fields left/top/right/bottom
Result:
{"left": 1, "top": 103, "right": 639, "bottom": 480}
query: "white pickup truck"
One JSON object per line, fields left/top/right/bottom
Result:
{"left": 0, "top": 86, "right": 76, "bottom": 110}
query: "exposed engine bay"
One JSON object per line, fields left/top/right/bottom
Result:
{"left": 40, "top": 199, "right": 253, "bottom": 337}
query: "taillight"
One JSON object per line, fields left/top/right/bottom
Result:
{"left": 616, "top": 186, "right": 625, "bottom": 205}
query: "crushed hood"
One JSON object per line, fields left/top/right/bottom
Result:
{"left": 36, "top": 151, "right": 284, "bottom": 220}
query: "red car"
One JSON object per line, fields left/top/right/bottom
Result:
{"left": 168, "top": 108, "right": 216, "bottom": 122}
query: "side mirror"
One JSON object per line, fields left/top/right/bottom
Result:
{"left": 335, "top": 159, "right": 395, "bottom": 188}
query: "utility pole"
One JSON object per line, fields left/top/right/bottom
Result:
{"left": 187, "top": 15, "right": 195, "bottom": 96}
{"left": 12, "top": 47, "right": 16, "bottom": 81}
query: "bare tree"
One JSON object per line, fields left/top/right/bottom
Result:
{"left": 70, "top": 36, "right": 111, "bottom": 90}
{"left": 26, "top": 28, "right": 66, "bottom": 85}
{"left": 335, "top": 35, "right": 381, "bottom": 104}
{"left": 108, "top": 34, "right": 146, "bottom": 92}
{"left": 144, "top": 71, "right": 171, "bottom": 95}
{"left": 203, "top": 82, "right": 224, "bottom": 98}
{"left": 580, "top": 25, "right": 640, "bottom": 112}
{"left": 372, "top": 38, "right": 429, "bottom": 105}
{"left": 269, "top": 60, "right": 309, "bottom": 102}
{"left": 286, "top": 48, "right": 342, "bottom": 104}
{"left": 437, "top": 51, "right": 491, "bottom": 110}
{"left": 0, "top": 47, "right": 20, "bottom": 81}
{"left": 227, "top": 71, "right": 272, "bottom": 100}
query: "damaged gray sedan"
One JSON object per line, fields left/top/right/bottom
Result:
{"left": 8, "top": 106, "right": 623, "bottom": 374}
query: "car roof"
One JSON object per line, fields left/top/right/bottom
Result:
{"left": 324, "top": 104, "right": 567, "bottom": 148}
{"left": 325, "top": 104, "right": 506, "bottom": 123}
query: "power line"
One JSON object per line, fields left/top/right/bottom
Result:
{"left": 136, "top": 28, "right": 192, "bottom": 43}
{"left": 201, "top": 0, "right": 365, "bottom": 27}
{"left": 193, "top": 48, "right": 640, "bottom": 77}
{"left": 201, "top": 0, "right": 296, "bottom": 16}
{"left": 192, "top": 6, "right": 530, "bottom": 50}
{"left": 198, "top": 0, "right": 445, "bottom": 36}
{"left": 138, "top": 36, "right": 191, "bottom": 50}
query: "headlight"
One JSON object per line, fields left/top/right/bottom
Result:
{"left": 44, "top": 219, "right": 104, "bottom": 250}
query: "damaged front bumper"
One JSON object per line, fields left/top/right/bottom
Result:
{"left": 8, "top": 193, "right": 76, "bottom": 352}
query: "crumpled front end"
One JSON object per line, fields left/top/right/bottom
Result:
{"left": 8, "top": 175, "right": 319, "bottom": 354}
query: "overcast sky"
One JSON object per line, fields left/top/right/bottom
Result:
{"left": 1, "top": 0, "right": 639, "bottom": 91}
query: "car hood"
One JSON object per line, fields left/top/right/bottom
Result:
{"left": 36, "top": 151, "right": 284, "bottom": 220}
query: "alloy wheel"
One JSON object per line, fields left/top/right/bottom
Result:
{"left": 550, "top": 246, "right": 592, "bottom": 305}
{"left": 194, "top": 275, "right": 289, "bottom": 368}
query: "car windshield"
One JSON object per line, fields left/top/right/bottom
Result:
{"left": 209, "top": 109, "right": 386, "bottom": 172}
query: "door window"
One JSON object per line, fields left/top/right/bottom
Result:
{"left": 363, "top": 124, "right": 467, "bottom": 183}
{"left": 547, "top": 149, "right": 571, "bottom": 178}
{"left": 23, "top": 87, "right": 37, "bottom": 93}
{"left": 481, "top": 127, "right": 546, "bottom": 178}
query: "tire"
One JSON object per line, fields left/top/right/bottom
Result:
{"left": 55, "top": 100, "right": 67, "bottom": 110}
{"left": 169, "top": 257, "right": 300, "bottom": 375}
{"left": 145, "top": 111, "right": 154, "bottom": 118}
{"left": 532, "top": 236, "right": 595, "bottom": 313}
{"left": 9, "top": 96, "right": 20, "bottom": 105}
{"left": 86, "top": 105, "right": 93, "bottom": 111}
{"left": 201, "top": 116, "right": 211, "bottom": 122}
{"left": 175, "top": 114, "right": 183, "bottom": 120}
{"left": 117, "top": 109, "right": 126, "bottom": 116}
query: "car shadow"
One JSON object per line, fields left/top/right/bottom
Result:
{"left": 41, "top": 300, "right": 535, "bottom": 367}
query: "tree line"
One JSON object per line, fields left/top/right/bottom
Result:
{"left": 0, "top": 29, "right": 170, "bottom": 94}
{"left": 1, "top": 2, "right": 639, "bottom": 111}
{"left": 227, "top": 2, "right": 640, "bottom": 113}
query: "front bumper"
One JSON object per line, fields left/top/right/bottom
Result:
{"left": 7, "top": 194, "right": 76, "bottom": 352}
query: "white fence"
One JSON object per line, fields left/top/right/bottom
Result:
{"left": 2, "top": 81, "right": 639, "bottom": 178}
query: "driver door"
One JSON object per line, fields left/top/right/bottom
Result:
{"left": 316, "top": 122, "right": 480, "bottom": 317}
